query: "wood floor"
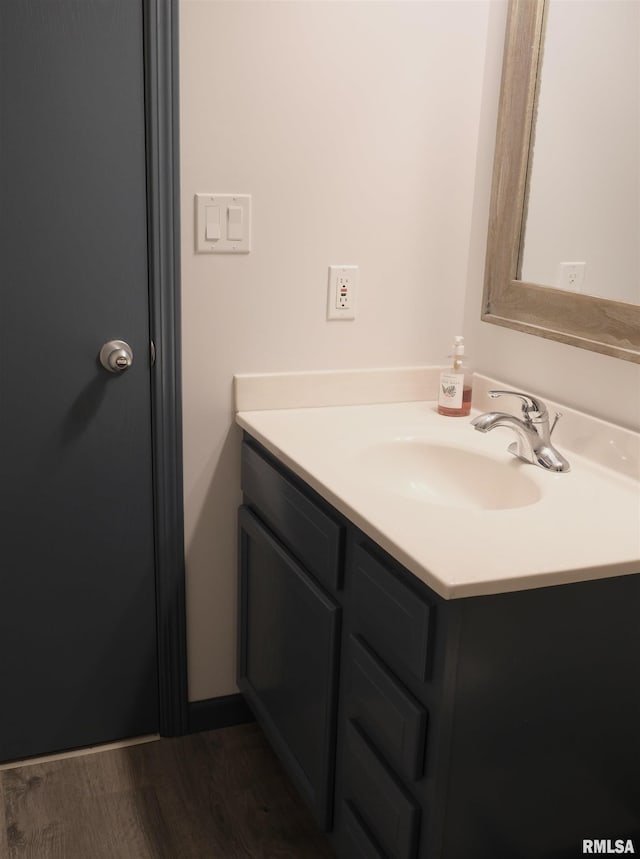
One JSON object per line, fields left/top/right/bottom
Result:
{"left": 0, "top": 723, "right": 336, "bottom": 859}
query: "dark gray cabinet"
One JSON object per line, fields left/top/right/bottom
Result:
{"left": 342, "top": 718, "right": 420, "bottom": 858}
{"left": 345, "top": 635, "right": 427, "bottom": 783}
{"left": 241, "top": 440, "right": 343, "bottom": 590}
{"left": 238, "top": 506, "right": 340, "bottom": 829}
{"left": 238, "top": 440, "right": 345, "bottom": 830}
{"left": 334, "top": 541, "right": 452, "bottom": 859}
{"left": 238, "top": 435, "right": 640, "bottom": 858}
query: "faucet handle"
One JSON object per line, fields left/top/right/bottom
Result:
{"left": 549, "top": 411, "right": 562, "bottom": 436}
{"left": 488, "top": 390, "right": 548, "bottom": 420}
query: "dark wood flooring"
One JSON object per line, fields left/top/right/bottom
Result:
{"left": 0, "top": 723, "right": 336, "bottom": 858}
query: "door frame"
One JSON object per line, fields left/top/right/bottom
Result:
{"left": 145, "top": 0, "right": 188, "bottom": 736}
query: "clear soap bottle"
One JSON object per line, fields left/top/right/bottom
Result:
{"left": 437, "top": 335, "right": 473, "bottom": 417}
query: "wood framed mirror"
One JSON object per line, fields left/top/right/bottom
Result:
{"left": 481, "top": 0, "right": 640, "bottom": 364}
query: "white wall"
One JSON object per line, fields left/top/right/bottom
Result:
{"left": 181, "top": 0, "right": 640, "bottom": 704}
{"left": 180, "top": 0, "right": 492, "bottom": 701}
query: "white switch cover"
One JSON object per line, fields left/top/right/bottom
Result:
{"left": 195, "top": 194, "right": 251, "bottom": 253}
{"left": 327, "top": 265, "right": 358, "bottom": 320}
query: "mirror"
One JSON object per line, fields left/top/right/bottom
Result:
{"left": 481, "top": 0, "right": 640, "bottom": 363}
{"left": 520, "top": 0, "right": 639, "bottom": 304}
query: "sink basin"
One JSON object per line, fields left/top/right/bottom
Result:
{"left": 237, "top": 395, "right": 640, "bottom": 597}
{"left": 358, "top": 440, "right": 542, "bottom": 510}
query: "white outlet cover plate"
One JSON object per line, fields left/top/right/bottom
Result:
{"left": 557, "top": 261, "right": 586, "bottom": 292}
{"left": 327, "top": 265, "right": 358, "bottom": 320}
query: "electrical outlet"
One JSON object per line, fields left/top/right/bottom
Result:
{"left": 557, "top": 261, "right": 586, "bottom": 292}
{"left": 327, "top": 265, "right": 358, "bottom": 320}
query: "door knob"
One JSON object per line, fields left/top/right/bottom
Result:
{"left": 99, "top": 340, "right": 133, "bottom": 373}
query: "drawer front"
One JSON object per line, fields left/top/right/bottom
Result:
{"left": 352, "top": 543, "right": 432, "bottom": 682}
{"left": 340, "top": 801, "right": 386, "bottom": 859}
{"left": 242, "top": 440, "right": 343, "bottom": 591}
{"left": 343, "top": 719, "right": 420, "bottom": 859}
{"left": 347, "top": 635, "right": 427, "bottom": 782}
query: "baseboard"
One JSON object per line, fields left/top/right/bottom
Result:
{"left": 188, "top": 693, "right": 254, "bottom": 734}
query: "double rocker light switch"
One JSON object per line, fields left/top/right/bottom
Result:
{"left": 195, "top": 194, "right": 251, "bottom": 253}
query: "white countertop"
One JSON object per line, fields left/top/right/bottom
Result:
{"left": 235, "top": 372, "right": 640, "bottom": 599}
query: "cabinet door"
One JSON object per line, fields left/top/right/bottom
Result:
{"left": 238, "top": 506, "right": 340, "bottom": 830}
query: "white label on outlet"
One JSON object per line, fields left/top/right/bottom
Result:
{"left": 327, "top": 265, "right": 358, "bottom": 320}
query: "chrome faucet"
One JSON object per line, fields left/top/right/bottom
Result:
{"left": 471, "top": 390, "right": 570, "bottom": 472}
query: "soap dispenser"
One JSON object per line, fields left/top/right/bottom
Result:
{"left": 438, "top": 335, "right": 473, "bottom": 417}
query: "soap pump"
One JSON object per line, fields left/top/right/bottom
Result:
{"left": 437, "top": 335, "right": 472, "bottom": 417}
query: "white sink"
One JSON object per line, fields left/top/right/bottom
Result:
{"left": 236, "top": 395, "right": 639, "bottom": 598}
{"left": 357, "top": 440, "right": 541, "bottom": 510}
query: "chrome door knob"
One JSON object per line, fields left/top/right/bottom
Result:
{"left": 99, "top": 340, "right": 133, "bottom": 373}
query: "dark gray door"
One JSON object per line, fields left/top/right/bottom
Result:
{"left": 0, "top": 0, "right": 158, "bottom": 762}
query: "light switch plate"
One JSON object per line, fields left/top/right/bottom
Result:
{"left": 195, "top": 194, "right": 251, "bottom": 253}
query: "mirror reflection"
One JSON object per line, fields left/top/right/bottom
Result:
{"left": 520, "top": 0, "right": 639, "bottom": 305}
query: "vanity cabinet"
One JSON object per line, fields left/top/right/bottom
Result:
{"left": 238, "top": 439, "right": 345, "bottom": 830}
{"left": 238, "top": 435, "right": 640, "bottom": 857}
{"left": 335, "top": 544, "right": 433, "bottom": 859}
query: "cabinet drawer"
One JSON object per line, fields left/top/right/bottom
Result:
{"left": 343, "top": 719, "right": 420, "bottom": 859}
{"left": 352, "top": 543, "right": 433, "bottom": 682}
{"left": 340, "top": 801, "right": 386, "bottom": 859}
{"left": 242, "top": 440, "right": 343, "bottom": 591}
{"left": 346, "top": 635, "right": 427, "bottom": 781}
